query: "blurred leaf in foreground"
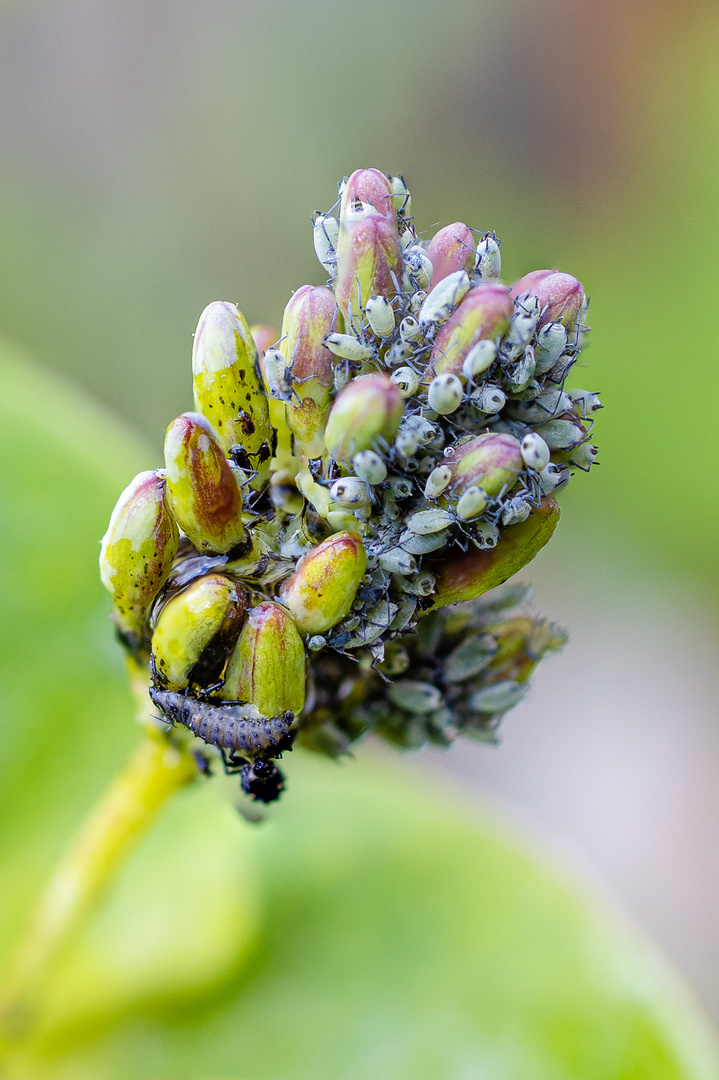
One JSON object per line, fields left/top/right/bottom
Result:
{"left": 0, "top": 345, "right": 717, "bottom": 1077}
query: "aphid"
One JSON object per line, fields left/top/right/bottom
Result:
{"left": 443, "top": 634, "right": 497, "bottom": 683}
{"left": 389, "top": 475, "right": 414, "bottom": 499}
{"left": 568, "top": 442, "right": 599, "bottom": 470}
{"left": 389, "top": 174, "right": 412, "bottom": 217}
{"left": 521, "top": 432, "right": 551, "bottom": 472}
{"left": 394, "top": 429, "right": 420, "bottom": 458}
{"left": 472, "top": 522, "right": 500, "bottom": 548}
{"left": 390, "top": 366, "right": 420, "bottom": 398}
{"left": 378, "top": 547, "right": 418, "bottom": 575}
{"left": 403, "top": 415, "right": 440, "bottom": 445}
{"left": 365, "top": 295, "right": 396, "bottom": 339}
{"left": 418, "top": 271, "right": 471, "bottom": 327}
{"left": 312, "top": 212, "right": 339, "bottom": 275}
{"left": 263, "top": 348, "right": 293, "bottom": 401}
{"left": 504, "top": 306, "right": 539, "bottom": 358}
{"left": 475, "top": 234, "right": 501, "bottom": 279}
{"left": 468, "top": 680, "right": 528, "bottom": 714}
{"left": 399, "top": 315, "right": 423, "bottom": 344}
{"left": 149, "top": 688, "right": 295, "bottom": 758}
{"left": 388, "top": 680, "right": 443, "bottom": 714}
{"left": 325, "top": 333, "right": 376, "bottom": 363}
{"left": 399, "top": 527, "right": 450, "bottom": 554}
{"left": 428, "top": 373, "right": 463, "bottom": 415}
{"left": 409, "top": 290, "right": 427, "bottom": 314}
{"left": 538, "top": 462, "right": 569, "bottom": 494}
{"left": 456, "top": 485, "right": 488, "bottom": 521}
{"left": 424, "top": 464, "right": 452, "bottom": 500}
{"left": 402, "top": 247, "right": 434, "bottom": 291}
{"left": 330, "top": 477, "right": 370, "bottom": 508}
{"left": 534, "top": 418, "right": 586, "bottom": 451}
{"left": 471, "top": 384, "right": 506, "bottom": 414}
{"left": 508, "top": 389, "right": 572, "bottom": 424}
{"left": 566, "top": 389, "right": 602, "bottom": 418}
{"left": 396, "top": 571, "right": 436, "bottom": 597}
{"left": 462, "top": 339, "right": 497, "bottom": 380}
{"left": 353, "top": 449, "right": 387, "bottom": 485}
{"left": 399, "top": 229, "right": 417, "bottom": 253}
{"left": 384, "top": 340, "right": 414, "bottom": 366}
{"left": 307, "top": 634, "right": 327, "bottom": 651}
{"left": 504, "top": 349, "right": 536, "bottom": 394}
{"left": 501, "top": 497, "right": 532, "bottom": 526}
{"left": 405, "top": 508, "right": 455, "bottom": 535}
{"left": 534, "top": 322, "right": 567, "bottom": 374}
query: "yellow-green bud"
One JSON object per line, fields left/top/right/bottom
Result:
{"left": 99, "top": 469, "right": 179, "bottom": 649}
{"left": 164, "top": 412, "right": 245, "bottom": 554}
{"left": 151, "top": 574, "right": 248, "bottom": 691}
{"left": 426, "top": 499, "right": 560, "bottom": 609}
{"left": 282, "top": 284, "right": 338, "bottom": 458}
{"left": 324, "top": 374, "right": 404, "bottom": 466}
{"left": 444, "top": 432, "right": 523, "bottom": 500}
{"left": 192, "top": 301, "right": 273, "bottom": 480}
{"left": 220, "top": 601, "right": 306, "bottom": 715}
{"left": 432, "top": 282, "right": 513, "bottom": 376}
{"left": 279, "top": 530, "right": 367, "bottom": 634}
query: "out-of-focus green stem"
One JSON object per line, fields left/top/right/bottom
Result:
{"left": 0, "top": 664, "right": 197, "bottom": 1046}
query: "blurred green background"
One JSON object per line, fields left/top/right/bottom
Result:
{"left": 1, "top": 0, "right": 719, "bottom": 1073}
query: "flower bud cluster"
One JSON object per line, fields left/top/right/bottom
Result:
{"left": 100, "top": 170, "right": 598, "bottom": 805}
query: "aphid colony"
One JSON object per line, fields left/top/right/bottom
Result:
{"left": 100, "top": 169, "right": 598, "bottom": 805}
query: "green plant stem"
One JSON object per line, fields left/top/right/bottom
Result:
{"left": 0, "top": 665, "right": 197, "bottom": 1046}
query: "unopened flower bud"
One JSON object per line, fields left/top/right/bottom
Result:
{"left": 335, "top": 194, "right": 401, "bottom": 327}
{"left": 426, "top": 498, "right": 560, "bottom": 609}
{"left": 280, "top": 530, "right": 367, "bottom": 635}
{"left": 391, "top": 366, "right": 420, "bottom": 398}
{"left": 427, "top": 222, "right": 475, "bottom": 285}
{"left": 534, "top": 321, "right": 567, "bottom": 373}
{"left": 221, "top": 601, "right": 306, "bottom": 715}
{"left": 353, "top": 450, "right": 387, "bottom": 485}
{"left": 325, "top": 374, "right": 404, "bottom": 465}
{"left": 566, "top": 388, "right": 602, "bottom": 418}
{"left": 511, "top": 270, "right": 585, "bottom": 330}
{"left": 312, "top": 212, "right": 340, "bottom": 275}
{"left": 521, "top": 432, "right": 551, "bottom": 471}
{"left": 406, "top": 508, "right": 455, "bottom": 535}
{"left": 462, "top": 339, "right": 497, "bottom": 380}
{"left": 456, "top": 485, "right": 488, "bottom": 521}
{"left": 151, "top": 574, "right": 248, "bottom": 691}
{"left": 471, "top": 384, "right": 506, "bottom": 414}
{"left": 282, "top": 285, "right": 337, "bottom": 458}
{"left": 330, "top": 477, "right": 370, "bottom": 508}
{"left": 402, "top": 246, "right": 434, "bottom": 291}
{"left": 340, "top": 168, "right": 395, "bottom": 219}
{"left": 424, "top": 464, "right": 452, "bottom": 500}
{"left": 365, "top": 294, "right": 396, "bottom": 338}
{"left": 99, "top": 470, "right": 179, "bottom": 648}
{"left": 419, "top": 270, "right": 471, "bottom": 327}
{"left": 445, "top": 432, "right": 523, "bottom": 499}
{"left": 535, "top": 417, "right": 587, "bottom": 451}
{"left": 432, "top": 282, "right": 513, "bottom": 375}
{"left": 475, "top": 234, "right": 501, "bottom": 279}
{"left": 164, "top": 413, "right": 245, "bottom": 554}
{"left": 192, "top": 301, "right": 273, "bottom": 471}
{"left": 428, "top": 373, "right": 463, "bottom": 415}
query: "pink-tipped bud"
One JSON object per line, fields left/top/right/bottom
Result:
{"left": 324, "top": 373, "right": 404, "bottom": 466}
{"left": 427, "top": 222, "right": 475, "bottom": 285}
{"left": 444, "top": 432, "right": 523, "bottom": 499}
{"left": 279, "top": 531, "right": 367, "bottom": 635}
{"left": 432, "top": 283, "right": 514, "bottom": 377}
{"left": 164, "top": 412, "right": 245, "bottom": 554}
{"left": 511, "top": 270, "right": 585, "bottom": 329}
{"left": 335, "top": 204, "right": 401, "bottom": 328}
{"left": 340, "top": 168, "right": 395, "bottom": 220}
{"left": 282, "top": 284, "right": 338, "bottom": 458}
{"left": 250, "top": 323, "right": 279, "bottom": 356}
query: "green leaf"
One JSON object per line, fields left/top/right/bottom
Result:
{"left": 1, "top": 345, "right": 717, "bottom": 1079}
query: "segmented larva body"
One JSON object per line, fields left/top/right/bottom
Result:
{"left": 149, "top": 688, "right": 294, "bottom": 758}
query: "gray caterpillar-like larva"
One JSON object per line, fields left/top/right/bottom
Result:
{"left": 149, "top": 688, "right": 295, "bottom": 759}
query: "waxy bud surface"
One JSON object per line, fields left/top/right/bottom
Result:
{"left": 444, "top": 432, "right": 523, "bottom": 499}
{"left": 432, "top": 283, "right": 513, "bottom": 376}
{"left": 511, "top": 270, "right": 585, "bottom": 330}
{"left": 221, "top": 601, "right": 306, "bottom": 716}
{"left": 100, "top": 470, "right": 179, "bottom": 646}
{"left": 282, "top": 285, "right": 338, "bottom": 458}
{"left": 192, "top": 301, "right": 273, "bottom": 470}
{"left": 164, "top": 413, "right": 245, "bottom": 554}
{"left": 427, "top": 222, "right": 475, "bottom": 285}
{"left": 280, "top": 531, "right": 367, "bottom": 634}
{"left": 324, "top": 374, "right": 404, "bottom": 465}
{"left": 335, "top": 205, "right": 401, "bottom": 328}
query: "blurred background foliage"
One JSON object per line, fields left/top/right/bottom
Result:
{"left": 1, "top": 0, "right": 719, "bottom": 1072}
